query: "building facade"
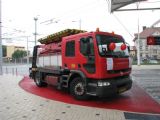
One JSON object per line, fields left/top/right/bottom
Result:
{"left": 6, "top": 46, "right": 25, "bottom": 58}
{"left": 134, "top": 27, "right": 160, "bottom": 60}
{"left": 129, "top": 46, "right": 136, "bottom": 59}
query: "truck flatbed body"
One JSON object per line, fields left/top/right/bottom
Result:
{"left": 38, "top": 66, "right": 62, "bottom": 75}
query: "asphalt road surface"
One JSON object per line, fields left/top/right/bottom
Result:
{"left": 132, "top": 68, "right": 160, "bottom": 104}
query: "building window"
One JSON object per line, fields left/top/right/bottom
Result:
{"left": 153, "top": 50, "right": 157, "bottom": 54}
{"left": 140, "top": 46, "right": 142, "bottom": 50}
{"left": 65, "top": 41, "right": 75, "bottom": 57}
{"left": 139, "top": 41, "right": 142, "bottom": 46}
{"left": 153, "top": 55, "right": 157, "bottom": 59}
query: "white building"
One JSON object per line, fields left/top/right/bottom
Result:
{"left": 133, "top": 27, "right": 160, "bottom": 60}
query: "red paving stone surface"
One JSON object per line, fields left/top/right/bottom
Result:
{"left": 19, "top": 76, "right": 160, "bottom": 114}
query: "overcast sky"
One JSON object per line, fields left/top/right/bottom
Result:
{"left": 2, "top": 0, "right": 160, "bottom": 51}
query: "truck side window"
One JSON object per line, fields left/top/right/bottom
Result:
{"left": 80, "top": 37, "right": 94, "bottom": 56}
{"left": 65, "top": 41, "right": 75, "bottom": 57}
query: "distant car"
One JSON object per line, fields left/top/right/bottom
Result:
{"left": 149, "top": 60, "right": 158, "bottom": 64}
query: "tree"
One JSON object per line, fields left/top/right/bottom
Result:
{"left": 12, "top": 50, "right": 27, "bottom": 59}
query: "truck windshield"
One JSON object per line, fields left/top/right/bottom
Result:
{"left": 96, "top": 35, "right": 129, "bottom": 58}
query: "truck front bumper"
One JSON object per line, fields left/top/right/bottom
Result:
{"left": 86, "top": 76, "right": 132, "bottom": 97}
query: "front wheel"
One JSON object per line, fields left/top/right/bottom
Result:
{"left": 70, "top": 77, "right": 89, "bottom": 100}
{"left": 34, "top": 72, "right": 46, "bottom": 87}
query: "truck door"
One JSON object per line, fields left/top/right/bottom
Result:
{"left": 63, "top": 40, "right": 77, "bottom": 69}
{"left": 79, "top": 36, "right": 96, "bottom": 74}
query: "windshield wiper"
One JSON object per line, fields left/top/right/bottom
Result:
{"left": 102, "top": 53, "right": 119, "bottom": 58}
{"left": 104, "top": 52, "right": 129, "bottom": 58}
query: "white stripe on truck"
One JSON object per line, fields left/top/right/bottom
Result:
{"left": 37, "top": 55, "right": 62, "bottom": 67}
{"left": 106, "top": 58, "right": 113, "bottom": 70}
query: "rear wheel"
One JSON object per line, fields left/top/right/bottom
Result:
{"left": 34, "top": 72, "right": 46, "bottom": 87}
{"left": 70, "top": 77, "right": 89, "bottom": 100}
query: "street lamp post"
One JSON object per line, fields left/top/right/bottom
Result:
{"left": 0, "top": 0, "right": 3, "bottom": 75}
{"left": 79, "top": 19, "right": 81, "bottom": 30}
{"left": 26, "top": 36, "right": 29, "bottom": 65}
{"left": 34, "top": 17, "right": 38, "bottom": 46}
{"left": 72, "top": 19, "right": 82, "bottom": 30}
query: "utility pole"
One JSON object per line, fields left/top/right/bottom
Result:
{"left": 137, "top": 3, "right": 141, "bottom": 66}
{"left": 0, "top": 0, "right": 3, "bottom": 75}
{"left": 34, "top": 17, "right": 38, "bottom": 46}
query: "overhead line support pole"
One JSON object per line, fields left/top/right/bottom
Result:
{"left": 0, "top": 0, "right": 3, "bottom": 75}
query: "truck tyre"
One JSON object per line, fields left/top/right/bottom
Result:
{"left": 70, "top": 77, "right": 89, "bottom": 100}
{"left": 34, "top": 72, "right": 46, "bottom": 87}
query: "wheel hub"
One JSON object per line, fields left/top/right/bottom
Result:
{"left": 75, "top": 83, "right": 84, "bottom": 96}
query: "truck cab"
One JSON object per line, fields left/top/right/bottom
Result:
{"left": 61, "top": 30, "right": 132, "bottom": 98}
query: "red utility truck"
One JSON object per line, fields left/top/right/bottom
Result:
{"left": 29, "top": 29, "right": 132, "bottom": 100}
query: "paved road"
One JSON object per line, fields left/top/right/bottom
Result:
{"left": 132, "top": 68, "right": 160, "bottom": 104}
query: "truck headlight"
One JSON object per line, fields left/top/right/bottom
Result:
{"left": 98, "top": 82, "right": 103, "bottom": 87}
{"left": 103, "top": 82, "right": 110, "bottom": 86}
{"left": 97, "top": 82, "right": 110, "bottom": 87}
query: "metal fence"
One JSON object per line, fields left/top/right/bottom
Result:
{"left": 3, "top": 58, "right": 32, "bottom": 65}
{"left": 2, "top": 64, "right": 31, "bottom": 76}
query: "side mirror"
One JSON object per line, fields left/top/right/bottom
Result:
{"left": 125, "top": 42, "right": 130, "bottom": 52}
{"left": 128, "top": 46, "right": 130, "bottom": 52}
